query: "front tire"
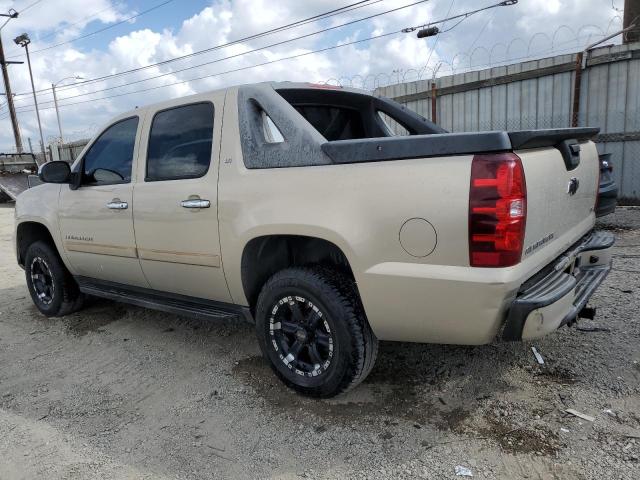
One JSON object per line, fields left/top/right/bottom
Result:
{"left": 24, "top": 241, "right": 84, "bottom": 317}
{"left": 255, "top": 267, "right": 378, "bottom": 398}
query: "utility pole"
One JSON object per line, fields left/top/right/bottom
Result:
{"left": 624, "top": 0, "right": 640, "bottom": 43}
{"left": 14, "top": 33, "right": 46, "bottom": 161}
{"left": 0, "top": 9, "right": 23, "bottom": 153}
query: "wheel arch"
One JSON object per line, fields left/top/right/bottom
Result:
{"left": 16, "top": 221, "right": 58, "bottom": 268}
{"left": 240, "top": 234, "right": 357, "bottom": 313}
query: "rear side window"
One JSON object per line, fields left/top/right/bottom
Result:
{"left": 293, "top": 105, "right": 365, "bottom": 141}
{"left": 82, "top": 116, "right": 138, "bottom": 185}
{"left": 146, "top": 102, "right": 214, "bottom": 181}
{"left": 262, "top": 111, "right": 284, "bottom": 143}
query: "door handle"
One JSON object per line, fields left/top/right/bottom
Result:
{"left": 106, "top": 200, "right": 128, "bottom": 210}
{"left": 181, "top": 199, "right": 211, "bottom": 209}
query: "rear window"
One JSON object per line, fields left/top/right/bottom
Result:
{"left": 276, "top": 87, "right": 443, "bottom": 141}
{"left": 293, "top": 105, "right": 365, "bottom": 141}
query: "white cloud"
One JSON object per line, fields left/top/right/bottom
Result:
{"left": 0, "top": 0, "right": 623, "bottom": 150}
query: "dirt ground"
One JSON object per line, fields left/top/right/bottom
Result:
{"left": 0, "top": 203, "right": 638, "bottom": 480}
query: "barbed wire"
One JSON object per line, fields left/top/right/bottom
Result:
{"left": 53, "top": 125, "right": 99, "bottom": 144}
{"left": 320, "top": 18, "right": 624, "bottom": 90}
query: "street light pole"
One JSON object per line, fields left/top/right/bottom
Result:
{"left": 52, "top": 82, "right": 62, "bottom": 143}
{"left": 14, "top": 33, "right": 46, "bottom": 161}
{"left": 52, "top": 75, "right": 82, "bottom": 145}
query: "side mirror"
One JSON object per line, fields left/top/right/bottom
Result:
{"left": 38, "top": 161, "right": 71, "bottom": 184}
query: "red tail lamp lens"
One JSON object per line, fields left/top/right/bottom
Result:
{"left": 469, "top": 153, "right": 527, "bottom": 267}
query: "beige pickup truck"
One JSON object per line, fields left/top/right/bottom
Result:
{"left": 14, "top": 82, "right": 613, "bottom": 397}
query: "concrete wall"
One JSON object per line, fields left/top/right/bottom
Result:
{"left": 376, "top": 42, "right": 640, "bottom": 201}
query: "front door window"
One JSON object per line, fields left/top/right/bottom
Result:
{"left": 82, "top": 117, "right": 139, "bottom": 185}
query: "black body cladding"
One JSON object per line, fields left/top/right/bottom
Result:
{"left": 238, "top": 83, "right": 601, "bottom": 167}
{"left": 321, "top": 132, "right": 512, "bottom": 164}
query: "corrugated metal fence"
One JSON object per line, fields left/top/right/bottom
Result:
{"left": 376, "top": 42, "right": 640, "bottom": 201}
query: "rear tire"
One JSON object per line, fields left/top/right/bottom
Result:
{"left": 255, "top": 267, "right": 378, "bottom": 398}
{"left": 24, "top": 241, "right": 84, "bottom": 317}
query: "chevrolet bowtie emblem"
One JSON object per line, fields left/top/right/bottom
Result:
{"left": 567, "top": 177, "right": 580, "bottom": 196}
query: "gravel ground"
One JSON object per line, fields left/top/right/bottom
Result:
{"left": 0, "top": 203, "right": 638, "bottom": 480}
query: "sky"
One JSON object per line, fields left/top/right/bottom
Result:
{"left": 0, "top": 0, "right": 626, "bottom": 151}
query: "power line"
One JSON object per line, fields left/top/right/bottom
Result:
{"left": 0, "top": 34, "right": 600, "bottom": 122}
{"left": 17, "top": 0, "right": 387, "bottom": 97}
{"left": 467, "top": 10, "right": 494, "bottom": 51}
{"left": 17, "top": 0, "right": 45, "bottom": 14}
{"left": 33, "top": 0, "right": 376, "bottom": 49}
{"left": 411, "top": 0, "right": 516, "bottom": 77}
{"left": 31, "top": 4, "right": 123, "bottom": 44}
{"left": 403, "top": 0, "right": 517, "bottom": 33}
{"left": 424, "top": 0, "right": 455, "bottom": 71}
{"left": 4, "top": 0, "right": 519, "bottom": 117}
{"left": 5, "top": 1, "right": 526, "bottom": 116}
{"left": 28, "top": 0, "right": 428, "bottom": 107}
{"left": 6, "top": 29, "right": 409, "bottom": 116}
{"left": 5, "top": 0, "right": 177, "bottom": 59}
{"left": 9, "top": 0, "right": 422, "bottom": 107}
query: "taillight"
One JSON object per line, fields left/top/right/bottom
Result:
{"left": 469, "top": 153, "right": 527, "bottom": 267}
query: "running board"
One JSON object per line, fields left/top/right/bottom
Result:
{"left": 76, "top": 276, "right": 249, "bottom": 322}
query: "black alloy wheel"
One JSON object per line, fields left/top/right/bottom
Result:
{"left": 269, "top": 295, "right": 334, "bottom": 377}
{"left": 30, "top": 256, "right": 55, "bottom": 305}
{"left": 255, "top": 267, "right": 378, "bottom": 398}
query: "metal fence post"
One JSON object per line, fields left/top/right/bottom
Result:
{"left": 431, "top": 82, "right": 437, "bottom": 124}
{"left": 571, "top": 51, "right": 584, "bottom": 127}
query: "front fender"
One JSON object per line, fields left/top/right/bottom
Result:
{"left": 14, "top": 184, "right": 72, "bottom": 271}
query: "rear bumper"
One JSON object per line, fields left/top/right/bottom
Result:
{"left": 502, "top": 231, "right": 614, "bottom": 341}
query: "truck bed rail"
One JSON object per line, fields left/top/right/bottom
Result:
{"left": 321, "top": 128, "right": 600, "bottom": 164}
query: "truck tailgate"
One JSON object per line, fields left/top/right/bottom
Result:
{"left": 516, "top": 139, "right": 599, "bottom": 270}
